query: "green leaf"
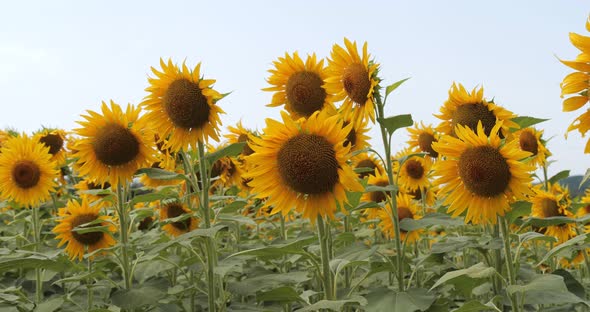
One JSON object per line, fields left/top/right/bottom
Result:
{"left": 548, "top": 170, "right": 570, "bottom": 185}
{"left": 296, "top": 296, "right": 367, "bottom": 312}
{"left": 135, "top": 168, "right": 187, "bottom": 181}
{"left": 218, "top": 199, "right": 248, "bottom": 214}
{"left": 400, "top": 213, "right": 464, "bottom": 231}
{"left": 133, "top": 259, "right": 176, "bottom": 284}
{"left": 507, "top": 274, "right": 589, "bottom": 306}
{"left": 110, "top": 286, "right": 166, "bottom": 309}
{"left": 34, "top": 297, "right": 64, "bottom": 312}
{"left": 521, "top": 216, "right": 578, "bottom": 228}
{"left": 553, "top": 269, "right": 586, "bottom": 299}
{"left": 511, "top": 116, "right": 549, "bottom": 129}
{"left": 431, "top": 262, "right": 495, "bottom": 290}
{"left": 581, "top": 168, "right": 590, "bottom": 189}
{"left": 385, "top": 78, "right": 410, "bottom": 97}
{"left": 537, "top": 233, "right": 590, "bottom": 266}
{"left": 206, "top": 142, "right": 245, "bottom": 165}
{"left": 452, "top": 300, "right": 500, "bottom": 312}
{"left": 431, "top": 236, "right": 478, "bottom": 254}
{"left": 0, "top": 257, "right": 69, "bottom": 273}
{"left": 229, "top": 272, "right": 311, "bottom": 296}
{"left": 378, "top": 114, "right": 413, "bottom": 136}
{"left": 365, "top": 287, "right": 435, "bottom": 312}
{"left": 256, "top": 286, "right": 304, "bottom": 304}
{"left": 365, "top": 184, "right": 397, "bottom": 193}
{"left": 218, "top": 214, "right": 256, "bottom": 226}
{"left": 505, "top": 201, "right": 532, "bottom": 225}
{"left": 228, "top": 236, "right": 317, "bottom": 259}
{"left": 130, "top": 192, "right": 168, "bottom": 206}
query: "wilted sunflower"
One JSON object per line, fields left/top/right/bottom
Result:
{"left": 395, "top": 147, "right": 433, "bottom": 193}
{"left": 326, "top": 38, "right": 379, "bottom": 126}
{"left": 0, "top": 134, "right": 59, "bottom": 207}
{"left": 435, "top": 83, "right": 518, "bottom": 137}
{"left": 530, "top": 185, "right": 576, "bottom": 244}
{"left": 34, "top": 129, "right": 67, "bottom": 166}
{"left": 407, "top": 122, "right": 439, "bottom": 159}
{"left": 142, "top": 59, "right": 225, "bottom": 152}
{"left": 342, "top": 116, "right": 370, "bottom": 153}
{"left": 377, "top": 193, "right": 423, "bottom": 244}
{"left": 53, "top": 197, "right": 116, "bottom": 261}
{"left": 509, "top": 127, "right": 551, "bottom": 169}
{"left": 432, "top": 122, "right": 533, "bottom": 224}
{"left": 73, "top": 101, "right": 154, "bottom": 186}
{"left": 159, "top": 201, "right": 198, "bottom": 237}
{"left": 263, "top": 52, "right": 335, "bottom": 119}
{"left": 353, "top": 152, "right": 384, "bottom": 179}
{"left": 246, "top": 111, "right": 363, "bottom": 220}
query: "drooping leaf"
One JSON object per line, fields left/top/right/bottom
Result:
{"left": 135, "top": 168, "right": 188, "bottom": 181}
{"left": 505, "top": 201, "right": 532, "bottom": 225}
{"left": 430, "top": 262, "right": 495, "bottom": 290}
{"left": 452, "top": 299, "right": 500, "bottom": 312}
{"left": 521, "top": 216, "right": 578, "bottom": 228}
{"left": 229, "top": 272, "right": 311, "bottom": 296}
{"left": 553, "top": 269, "right": 586, "bottom": 299}
{"left": 228, "top": 236, "right": 317, "bottom": 259}
{"left": 110, "top": 286, "right": 166, "bottom": 309}
{"left": 400, "top": 213, "right": 464, "bottom": 231}
{"left": 34, "top": 297, "right": 64, "bottom": 312}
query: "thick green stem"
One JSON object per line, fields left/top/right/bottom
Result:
{"left": 499, "top": 216, "right": 520, "bottom": 312}
{"left": 375, "top": 94, "right": 404, "bottom": 291}
{"left": 542, "top": 165, "right": 549, "bottom": 191}
{"left": 31, "top": 207, "right": 43, "bottom": 303}
{"left": 316, "top": 215, "right": 334, "bottom": 300}
{"left": 280, "top": 214, "right": 287, "bottom": 240}
{"left": 197, "top": 141, "right": 217, "bottom": 312}
{"left": 116, "top": 182, "right": 132, "bottom": 290}
{"left": 87, "top": 260, "right": 93, "bottom": 311}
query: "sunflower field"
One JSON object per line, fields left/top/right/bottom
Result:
{"left": 3, "top": 14, "right": 590, "bottom": 312}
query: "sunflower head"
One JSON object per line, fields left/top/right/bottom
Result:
{"left": 245, "top": 111, "right": 363, "bottom": 220}
{"left": 0, "top": 134, "right": 59, "bottom": 207}
{"left": 377, "top": 193, "right": 423, "bottom": 243}
{"left": 361, "top": 169, "right": 390, "bottom": 204}
{"left": 432, "top": 121, "right": 534, "bottom": 224}
{"left": 53, "top": 197, "right": 116, "bottom": 261}
{"left": 159, "top": 201, "right": 198, "bottom": 237}
{"left": 326, "top": 38, "right": 380, "bottom": 126}
{"left": 559, "top": 15, "right": 590, "bottom": 116}
{"left": 435, "top": 83, "right": 518, "bottom": 138}
{"left": 264, "top": 52, "right": 335, "bottom": 119}
{"left": 530, "top": 185, "right": 576, "bottom": 244}
{"left": 224, "top": 120, "right": 257, "bottom": 159}
{"left": 395, "top": 147, "right": 432, "bottom": 193}
{"left": 73, "top": 100, "right": 155, "bottom": 186}
{"left": 142, "top": 59, "right": 225, "bottom": 151}
{"left": 407, "top": 122, "right": 439, "bottom": 159}
{"left": 342, "top": 115, "right": 370, "bottom": 153}
{"left": 507, "top": 127, "right": 551, "bottom": 168}
{"left": 34, "top": 128, "right": 67, "bottom": 166}
{"left": 353, "top": 152, "right": 384, "bottom": 179}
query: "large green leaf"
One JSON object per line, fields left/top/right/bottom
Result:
{"left": 400, "top": 213, "right": 464, "bottom": 231}
{"left": 548, "top": 170, "right": 570, "bottom": 185}
{"left": 135, "top": 168, "right": 187, "bottom": 181}
{"left": 537, "top": 233, "right": 590, "bottom": 266}
{"left": 110, "top": 286, "right": 166, "bottom": 309}
{"left": 505, "top": 201, "right": 532, "bottom": 225}
{"left": 378, "top": 114, "right": 413, "bottom": 136}
{"left": 34, "top": 297, "right": 64, "bottom": 312}
{"left": 511, "top": 116, "right": 549, "bottom": 129}
{"left": 452, "top": 299, "right": 501, "bottom": 312}
{"left": 365, "top": 287, "right": 435, "bottom": 312}
{"left": 296, "top": 296, "right": 367, "bottom": 312}
{"left": 206, "top": 142, "right": 246, "bottom": 165}
{"left": 0, "top": 257, "right": 69, "bottom": 273}
{"left": 228, "top": 236, "right": 317, "bottom": 259}
{"left": 507, "top": 274, "right": 589, "bottom": 306}
{"left": 256, "top": 286, "right": 304, "bottom": 304}
{"left": 229, "top": 272, "right": 311, "bottom": 296}
{"left": 521, "top": 216, "right": 578, "bottom": 228}
{"left": 430, "top": 262, "right": 495, "bottom": 290}
{"left": 553, "top": 269, "right": 586, "bottom": 299}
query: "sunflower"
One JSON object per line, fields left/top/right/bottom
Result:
{"left": 395, "top": 147, "right": 433, "bottom": 193}
{"left": 576, "top": 188, "right": 590, "bottom": 218}
{"left": 75, "top": 178, "right": 112, "bottom": 204}
{"left": 263, "top": 52, "right": 335, "bottom": 119}
{"left": 432, "top": 121, "right": 533, "bottom": 224}
{"left": 34, "top": 128, "right": 67, "bottom": 166}
{"left": 245, "top": 111, "right": 363, "bottom": 220}
{"left": 403, "top": 185, "right": 438, "bottom": 209}
{"left": 407, "top": 122, "right": 440, "bottom": 159}
{"left": 361, "top": 169, "right": 390, "bottom": 221}
{"left": 353, "top": 152, "right": 384, "bottom": 179}
{"left": 326, "top": 38, "right": 379, "bottom": 126}
{"left": 530, "top": 185, "right": 576, "bottom": 244}
{"left": 0, "top": 134, "right": 59, "bottom": 207}
{"left": 377, "top": 193, "right": 423, "bottom": 244}
{"left": 224, "top": 120, "right": 256, "bottom": 159}
{"left": 139, "top": 153, "right": 183, "bottom": 189}
{"left": 142, "top": 59, "right": 225, "bottom": 152}
{"left": 435, "top": 83, "right": 518, "bottom": 137}
{"left": 159, "top": 201, "right": 198, "bottom": 237}
{"left": 73, "top": 100, "right": 155, "bottom": 186}
{"left": 342, "top": 115, "right": 370, "bottom": 153}
{"left": 508, "top": 127, "right": 551, "bottom": 169}
{"left": 53, "top": 197, "right": 116, "bottom": 261}
{"left": 0, "top": 129, "right": 11, "bottom": 149}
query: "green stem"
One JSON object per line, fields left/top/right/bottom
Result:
{"left": 499, "top": 216, "right": 520, "bottom": 312}
{"left": 31, "top": 207, "right": 43, "bottom": 303}
{"left": 197, "top": 141, "right": 217, "bottom": 312}
{"left": 343, "top": 216, "right": 352, "bottom": 290}
{"left": 316, "top": 215, "right": 334, "bottom": 300}
{"left": 491, "top": 225, "right": 502, "bottom": 297}
{"left": 280, "top": 214, "right": 287, "bottom": 240}
{"left": 116, "top": 182, "right": 132, "bottom": 290}
{"left": 375, "top": 92, "right": 404, "bottom": 291}
{"left": 87, "top": 259, "right": 93, "bottom": 311}
{"left": 542, "top": 164, "right": 549, "bottom": 191}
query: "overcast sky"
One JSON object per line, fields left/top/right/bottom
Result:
{"left": 1, "top": 1, "right": 589, "bottom": 181}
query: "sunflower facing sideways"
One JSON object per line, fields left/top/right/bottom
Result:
{"left": 0, "top": 134, "right": 59, "bottom": 207}
{"left": 342, "top": 116, "right": 370, "bottom": 153}
{"left": 142, "top": 59, "right": 225, "bottom": 152}
{"left": 407, "top": 122, "right": 440, "bottom": 159}
{"left": 159, "top": 201, "right": 198, "bottom": 237}
{"left": 73, "top": 101, "right": 155, "bottom": 187}
{"left": 432, "top": 121, "right": 534, "bottom": 224}
{"left": 245, "top": 111, "right": 363, "bottom": 220}
{"left": 509, "top": 127, "right": 551, "bottom": 169}
{"left": 34, "top": 128, "right": 67, "bottom": 166}
{"left": 326, "top": 38, "right": 380, "bottom": 126}
{"left": 435, "top": 83, "right": 518, "bottom": 138}
{"left": 263, "top": 52, "right": 335, "bottom": 119}
{"left": 530, "top": 184, "right": 576, "bottom": 244}
{"left": 53, "top": 197, "right": 116, "bottom": 261}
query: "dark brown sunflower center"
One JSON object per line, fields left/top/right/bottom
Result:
{"left": 540, "top": 198, "right": 561, "bottom": 217}
{"left": 369, "top": 180, "right": 389, "bottom": 203}
{"left": 356, "top": 159, "right": 377, "bottom": 179}
{"left": 405, "top": 159, "right": 425, "bottom": 180}
{"left": 583, "top": 204, "right": 590, "bottom": 215}
{"left": 138, "top": 216, "right": 153, "bottom": 231}
{"left": 39, "top": 133, "right": 64, "bottom": 155}
{"left": 398, "top": 206, "right": 414, "bottom": 233}
{"left": 408, "top": 187, "right": 423, "bottom": 200}
{"left": 519, "top": 131, "right": 538, "bottom": 156}
{"left": 93, "top": 123, "right": 140, "bottom": 166}
{"left": 210, "top": 159, "right": 224, "bottom": 178}
{"left": 12, "top": 160, "right": 41, "bottom": 189}
{"left": 166, "top": 203, "right": 191, "bottom": 231}
{"left": 342, "top": 121, "right": 357, "bottom": 148}
{"left": 458, "top": 146, "right": 510, "bottom": 197}
{"left": 418, "top": 132, "right": 438, "bottom": 158}
{"left": 87, "top": 181, "right": 111, "bottom": 190}
{"left": 277, "top": 134, "right": 339, "bottom": 195}
{"left": 451, "top": 103, "right": 497, "bottom": 137}
{"left": 238, "top": 134, "right": 254, "bottom": 156}
{"left": 163, "top": 78, "right": 211, "bottom": 129}
{"left": 285, "top": 71, "right": 327, "bottom": 117}
{"left": 343, "top": 63, "right": 371, "bottom": 105}
{"left": 71, "top": 213, "right": 104, "bottom": 245}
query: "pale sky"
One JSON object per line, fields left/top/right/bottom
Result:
{"left": 1, "top": 1, "right": 589, "bottom": 179}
